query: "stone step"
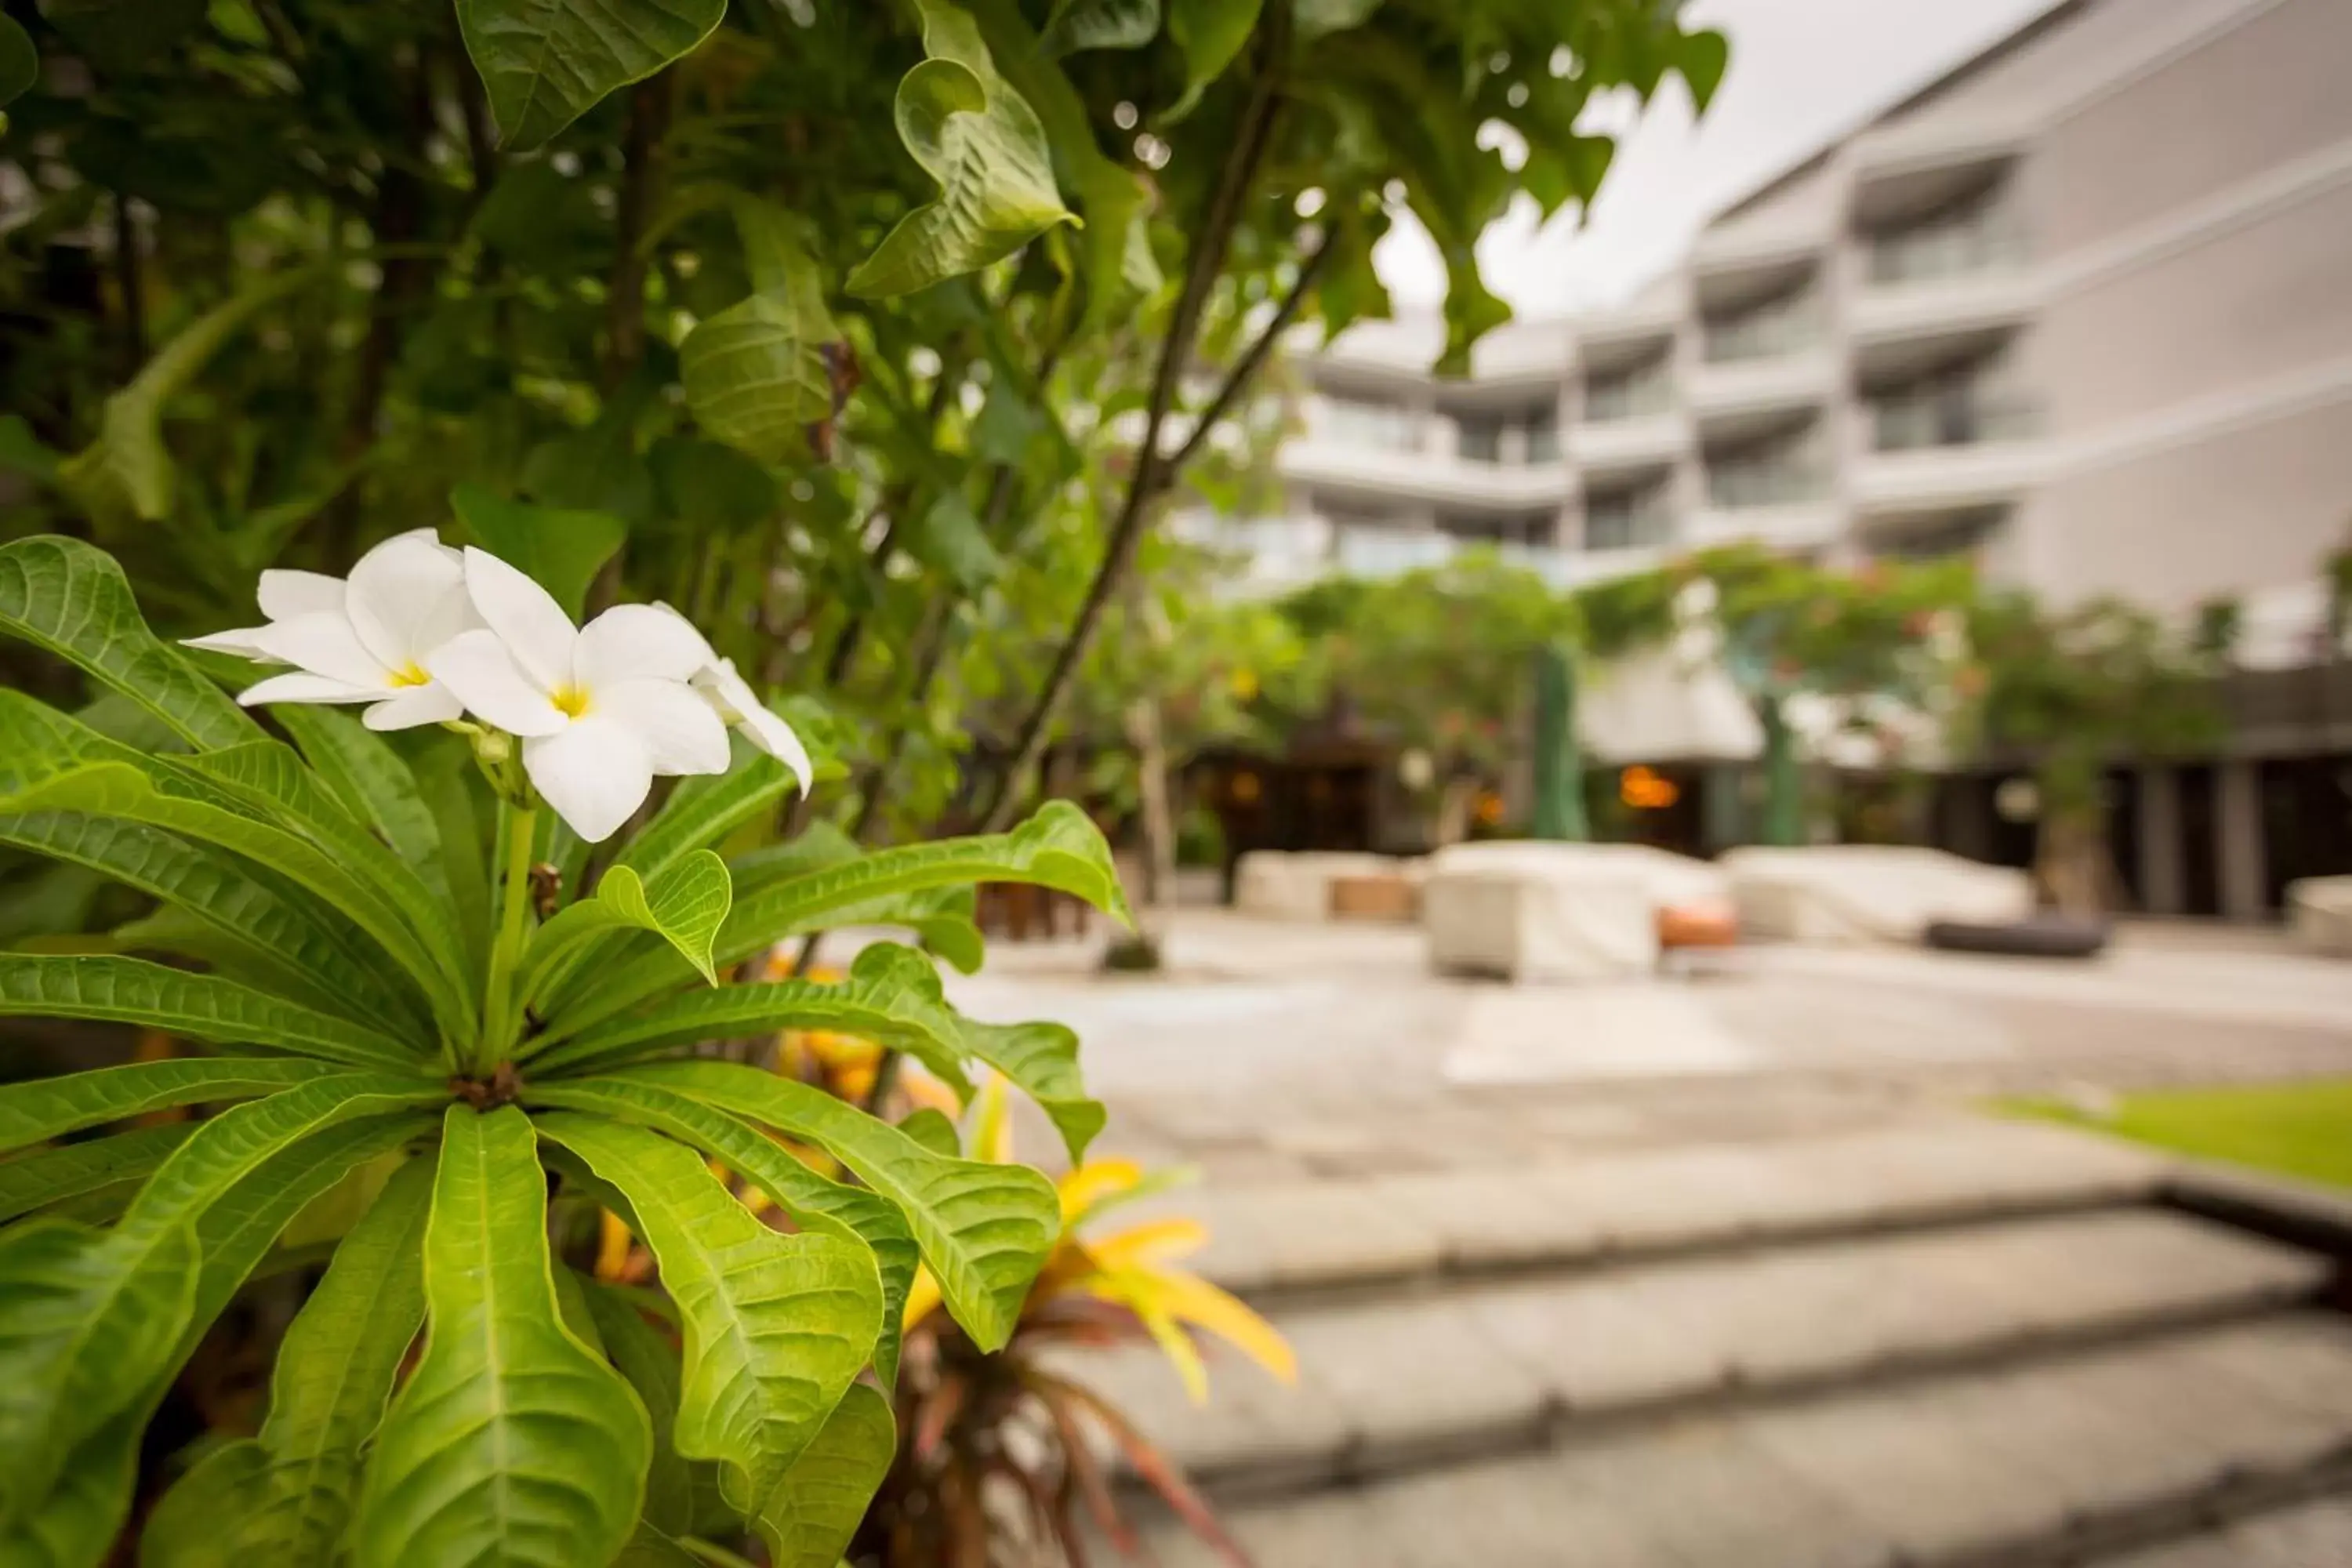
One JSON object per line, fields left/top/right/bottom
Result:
{"left": 1179, "top": 1118, "right": 2166, "bottom": 1300}
{"left": 1065, "top": 1207, "right": 2324, "bottom": 1490}
{"left": 1130, "top": 1312, "right": 2352, "bottom": 1568}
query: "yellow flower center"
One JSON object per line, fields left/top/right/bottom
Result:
{"left": 390, "top": 662, "right": 431, "bottom": 688}
{"left": 550, "top": 684, "right": 591, "bottom": 718}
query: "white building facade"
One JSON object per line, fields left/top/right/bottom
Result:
{"left": 1209, "top": 0, "right": 2352, "bottom": 668}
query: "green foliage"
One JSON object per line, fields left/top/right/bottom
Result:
{"left": 0, "top": 542, "right": 1129, "bottom": 1563}
{"left": 457, "top": 0, "right": 725, "bottom": 150}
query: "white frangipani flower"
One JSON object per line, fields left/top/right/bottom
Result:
{"left": 183, "top": 528, "right": 479, "bottom": 731}
{"left": 428, "top": 548, "right": 729, "bottom": 843}
{"left": 651, "top": 604, "right": 815, "bottom": 797}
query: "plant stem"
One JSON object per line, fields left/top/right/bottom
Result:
{"left": 477, "top": 800, "right": 539, "bottom": 1074}
{"left": 977, "top": 12, "right": 1290, "bottom": 830}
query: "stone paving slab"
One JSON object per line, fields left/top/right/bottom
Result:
{"left": 1176, "top": 1119, "right": 2167, "bottom": 1297}
{"left": 2097, "top": 1494, "right": 2352, "bottom": 1567}
{"left": 1134, "top": 1314, "right": 2352, "bottom": 1568}
{"left": 1064, "top": 1207, "right": 2323, "bottom": 1483}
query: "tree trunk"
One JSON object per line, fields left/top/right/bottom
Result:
{"left": 1759, "top": 691, "right": 1805, "bottom": 847}
{"left": 1124, "top": 694, "right": 1175, "bottom": 913}
{"left": 2035, "top": 807, "right": 2111, "bottom": 916}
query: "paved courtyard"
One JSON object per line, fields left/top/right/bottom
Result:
{"left": 938, "top": 911, "right": 2352, "bottom": 1566}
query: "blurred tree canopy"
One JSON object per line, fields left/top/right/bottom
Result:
{"left": 0, "top": 0, "right": 1725, "bottom": 843}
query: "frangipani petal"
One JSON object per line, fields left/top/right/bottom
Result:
{"left": 238, "top": 671, "right": 381, "bottom": 707}
{"left": 428, "top": 630, "right": 569, "bottom": 736}
{"left": 252, "top": 612, "right": 392, "bottom": 690}
{"left": 524, "top": 717, "right": 653, "bottom": 844}
{"left": 460, "top": 546, "right": 576, "bottom": 692}
{"left": 361, "top": 684, "right": 466, "bottom": 731}
{"left": 347, "top": 532, "right": 473, "bottom": 673}
{"left": 182, "top": 625, "right": 279, "bottom": 661}
{"left": 256, "top": 568, "right": 346, "bottom": 621}
{"left": 575, "top": 604, "right": 711, "bottom": 689}
{"left": 594, "top": 677, "right": 731, "bottom": 776}
{"left": 702, "top": 660, "right": 813, "bottom": 795}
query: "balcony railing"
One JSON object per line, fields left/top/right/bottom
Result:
{"left": 1866, "top": 223, "right": 2026, "bottom": 287}
{"left": 1870, "top": 394, "right": 2038, "bottom": 452}
{"left": 1582, "top": 378, "right": 1676, "bottom": 424}
{"left": 1701, "top": 303, "right": 1823, "bottom": 365}
{"left": 1706, "top": 466, "right": 1828, "bottom": 510}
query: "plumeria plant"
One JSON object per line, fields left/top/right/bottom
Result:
{"left": 0, "top": 531, "right": 1129, "bottom": 1566}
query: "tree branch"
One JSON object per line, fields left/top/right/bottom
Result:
{"left": 976, "top": 12, "right": 1293, "bottom": 831}
{"left": 601, "top": 74, "right": 672, "bottom": 394}
{"left": 1163, "top": 227, "right": 1331, "bottom": 476}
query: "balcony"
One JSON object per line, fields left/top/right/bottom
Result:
{"left": 1687, "top": 348, "right": 1837, "bottom": 431}
{"left": 1854, "top": 397, "right": 2044, "bottom": 516}
{"left": 1567, "top": 408, "right": 1690, "bottom": 480}
{"left": 1277, "top": 436, "right": 1576, "bottom": 510}
{"left": 1851, "top": 264, "right": 2042, "bottom": 354}
{"left": 1685, "top": 498, "right": 1847, "bottom": 554}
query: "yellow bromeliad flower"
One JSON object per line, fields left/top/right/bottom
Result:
{"left": 901, "top": 1079, "right": 1294, "bottom": 1403}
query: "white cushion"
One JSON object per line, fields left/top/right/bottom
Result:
{"left": 1430, "top": 840, "right": 1728, "bottom": 912}
{"left": 2288, "top": 877, "right": 2352, "bottom": 956}
{"left": 1425, "top": 867, "right": 1658, "bottom": 982}
{"left": 1722, "top": 845, "right": 2031, "bottom": 946}
{"left": 1233, "top": 851, "right": 1399, "bottom": 920}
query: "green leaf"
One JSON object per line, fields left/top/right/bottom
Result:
{"left": 908, "top": 490, "right": 1002, "bottom": 592}
{"left": 0, "top": 15, "right": 35, "bottom": 108}
{"left": 0, "top": 1078, "right": 441, "bottom": 1524}
{"left": 0, "top": 536, "right": 260, "bottom": 751}
{"left": 452, "top": 483, "right": 629, "bottom": 621}
{"left": 1165, "top": 0, "right": 1259, "bottom": 117}
{"left": 623, "top": 753, "right": 797, "bottom": 887}
{"left": 0, "top": 954, "right": 427, "bottom": 1075}
{"left": 521, "top": 850, "right": 733, "bottom": 1004}
{"left": 683, "top": 200, "right": 840, "bottom": 466}
{"left": 894, "top": 1108, "right": 960, "bottom": 1160}
{"left": 536, "top": 1116, "right": 881, "bottom": 1515}
{"left": 963, "top": 0, "right": 1161, "bottom": 326}
{"left": 350, "top": 1106, "right": 652, "bottom": 1568}
{"left": 21, "top": 1112, "right": 430, "bottom": 1563}
{"left": 0, "top": 759, "right": 463, "bottom": 1040}
{"left": 550, "top": 803, "right": 1123, "bottom": 1036}
{"left": 147, "top": 1156, "right": 433, "bottom": 1563}
{"left": 725, "top": 823, "right": 858, "bottom": 899}
{"left": 581, "top": 1282, "right": 733, "bottom": 1538}
{"left": 51, "top": 272, "right": 322, "bottom": 532}
{"left": 0, "top": 1058, "right": 340, "bottom": 1155}
{"left": 0, "top": 809, "right": 419, "bottom": 1029}
{"left": 847, "top": 0, "right": 1078, "bottom": 298}
{"left": 456, "top": 0, "right": 725, "bottom": 151}
{"left": 273, "top": 708, "right": 452, "bottom": 893}
{"left": 1040, "top": 0, "right": 1159, "bottom": 55}
{"left": 141, "top": 1438, "right": 272, "bottom": 1568}
{"left": 1679, "top": 27, "right": 1730, "bottom": 113}
{"left": 532, "top": 942, "right": 975, "bottom": 1098}
{"left": 958, "top": 1018, "right": 1104, "bottom": 1165}
{"left": 1295, "top": 0, "right": 1378, "bottom": 37}
{"left": 609, "top": 1060, "right": 1058, "bottom": 1352}
{"left": 0, "top": 1122, "right": 194, "bottom": 1225}
{"left": 524, "top": 1077, "right": 919, "bottom": 1389}
{"left": 748, "top": 1383, "right": 895, "bottom": 1568}
{"left": 416, "top": 737, "right": 496, "bottom": 968}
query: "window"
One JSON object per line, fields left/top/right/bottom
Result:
{"left": 1318, "top": 394, "right": 1420, "bottom": 449}
{"left": 1867, "top": 190, "right": 2023, "bottom": 285}
{"left": 1869, "top": 363, "right": 2035, "bottom": 450}
{"left": 1584, "top": 488, "right": 1671, "bottom": 551}
{"left": 1456, "top": 416, "right": 1504, "bottom": 464}
{"left": 1705, "top": 425, "right": 1825, "bottom": 508}
{"left": 1700, "top": 285, "right": 1820, "bottom": 364}
{"left": 1525, "top": 410, "right": 1560, "bottom": 463}
{"left": 1583, "top": 358, "right": 1673, "bottom": 422}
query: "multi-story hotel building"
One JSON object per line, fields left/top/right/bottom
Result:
{"left": 1189, "top": 0, "right": 2352, "bottom": 916}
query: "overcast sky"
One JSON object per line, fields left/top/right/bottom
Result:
{"left": 1373, "top": 0, "right": 2060, "bottom": 315}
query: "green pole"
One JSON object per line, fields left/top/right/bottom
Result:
{"left": 1759, "top": 689, "right": 1802, "bottom": 847}
{"left": 1532, "top": 641, "right": 1590, "bottom": 841}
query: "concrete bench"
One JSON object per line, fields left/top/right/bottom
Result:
{"left": 1723, "top": 844, "right": 2031, "bottom": 946}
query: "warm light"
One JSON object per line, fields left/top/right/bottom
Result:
{"left": 1229, "top": 771, "right": 1261, "bottom": 804}
{"left": 1475, "top": 791, "right": 1505, "bottom": 825}
{"left": 1621, "top": 765, "right": 1679, "bottom": 810}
